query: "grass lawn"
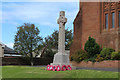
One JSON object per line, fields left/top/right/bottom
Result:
{"left": 2, "top": 66, "right": 119, "bottom": 79}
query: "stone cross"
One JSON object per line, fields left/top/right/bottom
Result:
{"left": 51, "top": 11, "right": 71, "bottom": 67}
{"left": 57, "top": 11, "right": 67, "bottom": 54}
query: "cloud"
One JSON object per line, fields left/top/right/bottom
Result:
{"left": 40, "top": 22, "right": 57, "bottom": 27}
{"left": 2, "top": 2, "right": 78, "bottom": 28}
{"left": 0, "top": 3, "right": 2, "bottom": 23}
{"left": 2, "top": 3, "right": 59, "bottom": 25}
{"left": 67, "top": 10, "right": 78, "bottom": 22}
{"left": 2, "top": 0, "right": 79, "bottom": 2}
{"left": 5, "top": 43, "right": 14, "bottom": 49}
{"left": 0, "top": 3, "right": 2, "bottom": 41}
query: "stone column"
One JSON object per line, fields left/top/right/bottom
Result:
{"left": 0, "top": 44, "right": 2, "bottom": 57}
{"left": 51, "top": 11, "right": 71, "bottom": 67}
{"left": 57, "top": 11, "right": 67, "bottom": 54}
{"left": 2, "top": 47, "right": 4, "bottom": 57}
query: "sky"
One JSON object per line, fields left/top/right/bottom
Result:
{"left": 0, "top": 1, "right": 79, "bottom": 49}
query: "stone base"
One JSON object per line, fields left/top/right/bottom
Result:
{"left": 51, "top": 52, "right": 71, "bottom": 66}
{"left": 50, "top": 52, "right": 77, "bottom": 70}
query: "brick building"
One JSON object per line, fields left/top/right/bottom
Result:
{"left": 70, "top": 2, "right": 120, "bottom": 55}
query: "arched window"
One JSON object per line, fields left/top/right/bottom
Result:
{"left": 105, "top": 13, "right": 108, "bottom": 29}
{"left": 112, "top": 12, "right": 115, "bottom": 28}
{"left": 119, "top": 11, "right": 120, "bottom": 27}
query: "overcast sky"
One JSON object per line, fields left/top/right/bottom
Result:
{"left": 0, "top": 1, "right": 79, "bottom": 49}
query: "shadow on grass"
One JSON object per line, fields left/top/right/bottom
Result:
{"left": 1, "top": 78, "right": 119, "bottom": 80}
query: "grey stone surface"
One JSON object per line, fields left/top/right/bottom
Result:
{"left": 0, "top": 43, "right": 4, "bottom": 57}
{"left": 51, "top": 53, "right": 70, "bottom": 66}
{"left": 0, "top": 45, "right": 2, "bottom": 57}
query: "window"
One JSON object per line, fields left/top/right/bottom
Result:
{"left": 112, "top": 12, "right": 115, "bottom": 28}
{"left": 105, "top": 13, "right": 108, "bottom": 29}
{"left": 119, "top": 11, "right": 120, "bottom": 27}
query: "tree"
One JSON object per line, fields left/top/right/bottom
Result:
{"left": 41, "top": 29, "right": 73, "bottom": 58}
{"left": 43, "top": 28, "right": 73, "bottom": 50}
{"left": 84, "top": 36, "right": 101, "bottom": 57}
{"left": 14, "top": 23, "right": 43, "bottom": 66}
{"left": 42, "top": 48, "right": 56, "bottom": 58}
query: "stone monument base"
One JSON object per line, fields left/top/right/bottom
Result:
{"left": 50, "top": 53, "right": 76, "bottom": 70}
{"left": 51, "top": 53, "right": 71, "bottom": 67}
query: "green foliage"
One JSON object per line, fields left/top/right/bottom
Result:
{"left": 14, "top": 23, "right": 43, "bottom": 65}
{"left": 70, "top": 56, "right": 73, "bottom": 61}
{"left": 65, "top": 29, "right": 73, "bottom": 50}
{"left": 85, "top": 57, "right": 96, "bottom": 63}
{"left": 111, "top": 51, "right": 120, "bottom": 60}
{"left": 95, "top": 54, "right": 104, "bottom": 62}
{"left": 44, "top": 30, "right": 58, "bottom": 49}
{"left": 42, "top": 48, "right": 56, "bottom": 58}
{"left": 84, "top": 36, "right": 101, "bottom": 57}
{"left": 100, "top": 48, "right": 115, "bottom": 60}
{"left": 70, "top": 50, "right": 89, "bottom": 63}
{"left": 43, "top": 29, "right": 73, "bottom": 50}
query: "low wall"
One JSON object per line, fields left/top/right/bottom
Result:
{"left": 2, "top": 57, "right": 53, "bottom": 66}
{"left": 70, "top": 60, "right": 120, "bottom": 68}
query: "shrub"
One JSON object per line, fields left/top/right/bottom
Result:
{"left": 100, "top": 48, "right": 115, "bottom": 60}
{"left": 70, "top": 50, "right": 89, "bottom": 63}
{"left": 70, "top": 56, "right": 73, "bottom": 61}
{"left": 43, "top": 49, "right": 56, "bottom": 58}
{"left": 87, "top": 57, "right": 96, "bottom": 62}
{"left": 95, "top": 54, "right": 104, "bottom": 62}
{"left": 111, "top": 51, "right": 120, "bottom": 60}
{"left": 84, "top": 36, "right": 101, "bottom": 57}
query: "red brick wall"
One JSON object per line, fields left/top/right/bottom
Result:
{"left": 70, "top": 10, "right": 82, "bottom": 55}
{"left": 70, "top": 2, "right": 120, "bottom": 55}
{"left": 100, "top": 2, "right": 120, "bottom": 51}
{"left": 70, "top": 60, "right": 120, "bottom": 68}
{"left": 81, "top": 2, "right": 101, "bottom": 49}
{"left": 70, "top": 2, "right": 102, "bottom": 55}
{"left": 101, "top": 29, "right": 119, "bottom": 50}
{"left": 118, "top": 31, "right": 120, "bottom": 51}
